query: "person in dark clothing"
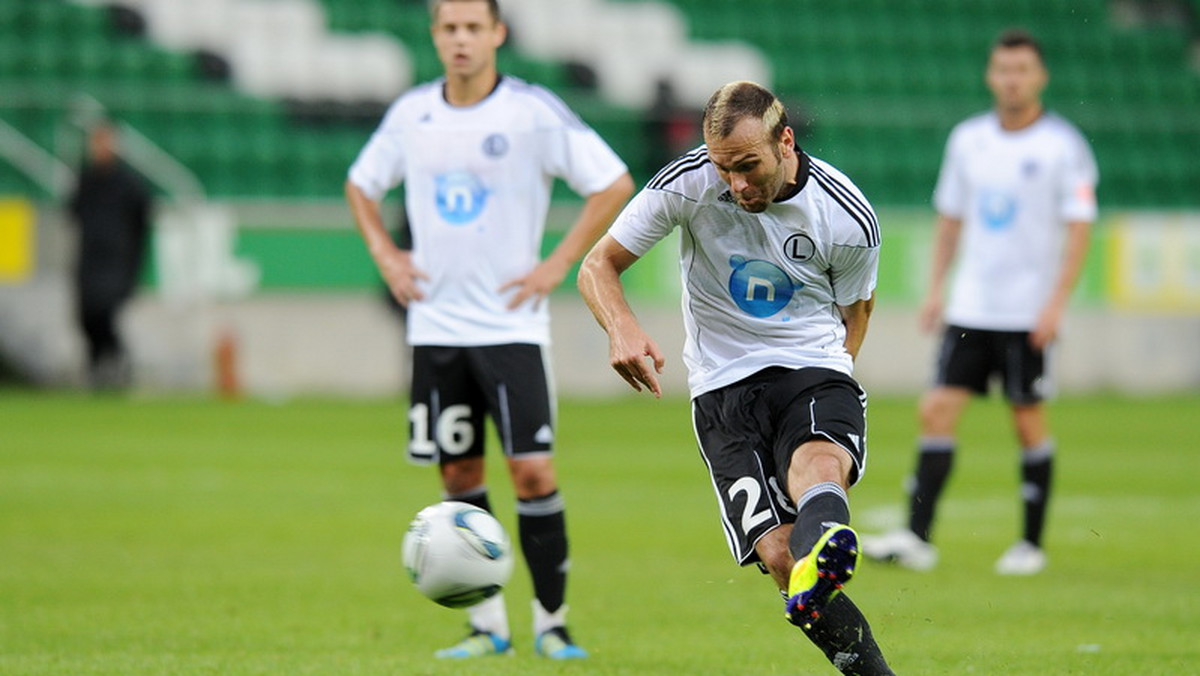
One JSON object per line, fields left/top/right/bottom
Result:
{"left": 68, "top": 121, "right": 152, "bottom": 389}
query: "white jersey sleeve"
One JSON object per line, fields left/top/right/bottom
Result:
{"left": 525, "top": 84, "right": 628, "bottom": 197}
{"left": 811, "top": 161, "right": 880, "bottom": 306}
{"left": 609, "top": 147, "right": 706, "bottom": 256}
{"left": 1057, "top": 126, "right": 1099, "bottom": 223}
{"left": 933, "top": 123, "right": 968, "bottom": 219}
{"left": 347, "top": 95, "right": 414, "bottom": 201}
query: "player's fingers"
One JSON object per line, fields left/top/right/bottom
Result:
{"left": 614, "top": 364, "right": 643, "bottom": 392}
{"left": 642, "top": 368, "right": 662, "bottom": 398}
{"left": 505, "top": 287, "right": 537, "bottom": 310}
{"left": 648, "top": 346, "right": 666, "bottom": 374}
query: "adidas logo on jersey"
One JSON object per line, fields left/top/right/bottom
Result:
{"left": 717, "top": 190, "right": 736, "bottom": 203}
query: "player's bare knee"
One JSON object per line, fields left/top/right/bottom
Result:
{"left": 919, "top": 391, "right": 961, "bottom": 435}
{"left": 440, "top": 459, "right": 484, "bottom": 495}
{"left": 789, "top": 443, "right": 852, "bottom": 491}
{"left": 508, "top": 457, "right": 556, "bottom": 499}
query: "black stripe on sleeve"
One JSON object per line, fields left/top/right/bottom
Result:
{"left": 809, "top": 163, "right": 880, "bottom": 246}
{"left": 648, "top": 147, "right": 710, "bottom": 190}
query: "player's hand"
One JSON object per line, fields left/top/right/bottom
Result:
{"left": 499, "top": 258, "right": 570, "bottom": 310}
{"left": 918, "top": 293, "right": 943, "bottom": 334}
{"left": 1030, "top": 301, "right": 1064, "bottom": 351}
{"left": 378, "top": 248, "right": 429, "bottom": 307}
{"left": 608, "top": 326, "right": 665, "bottom": 398}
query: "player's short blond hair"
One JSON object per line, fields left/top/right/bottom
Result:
{"left": 702, "top": 81, "right": 788, "bottom": 144}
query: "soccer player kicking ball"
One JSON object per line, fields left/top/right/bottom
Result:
{"left": 579, "top": 81, "right": 894, "bottom": 675}
{"left": 346, "top": 0, "right": 633, "bottom": 659}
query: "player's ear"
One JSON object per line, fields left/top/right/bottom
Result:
{"left": 491, "top": 19, "right": 508, "bottom": 48}
{"left": 779, "top": 126, "right": 795, "bottom": 155}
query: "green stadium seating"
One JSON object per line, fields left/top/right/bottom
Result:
{"left": 0, "top": 0, "right": 1196, "bottom": 206}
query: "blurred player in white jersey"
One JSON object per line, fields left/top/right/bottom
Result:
{"left": 579, "top": 81, "right": 895, "bottom": 675}
{"left": 862, "top": 29, "right": 1098, "bottom": 576}
{"left": 345, "top": 0, "right": 633, "bottom": 659}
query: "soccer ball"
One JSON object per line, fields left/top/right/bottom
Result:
{"left": 401, "top": 501, "right": 514, "bottom": 608}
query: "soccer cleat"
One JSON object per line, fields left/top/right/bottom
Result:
{"left": 785, "top": 524, "right": 861, "bottom": 630}
{"left": 861, "top": 528, "right": 939, "bottom": 572}
{"left": 433, "top": 628, "right": 513, "bottom": 658}
{"left": 994, "top": 541, "right": 1047, "bottom": 576}
{"left": 535, "top": 626, "right": 588, "bottom": 659}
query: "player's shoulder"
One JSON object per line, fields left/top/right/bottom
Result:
{"left": 1037, "top": 111, "right": 1093, "bottom": 147}
{"left": 379, "top": 80, "right": 442, "bottom": 123}
{"left": 805, "top": 154, "right": 880, "bottom": 247}
{"left": 948, "top": 111, "right": 996, "bottom": 140}
{"left": 497, "top": 76, "right": 587, "bottom": 129}
{"left": 644, "top": 145, "right": 718, "bottom": 201}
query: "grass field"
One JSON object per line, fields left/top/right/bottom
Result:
{"left": 2, "top": 391, "right": 1198, "bottom": 675}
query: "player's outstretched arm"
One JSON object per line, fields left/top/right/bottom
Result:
{"left": 578, "top": 234, "right": 665, "bottom": 397}
{"left": 501, "top": 172, "right": 635, "bottom": 310}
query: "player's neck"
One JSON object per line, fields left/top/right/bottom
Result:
{"left": 443, "top": 70, "right": 501, "bottom": 107}
{"left": 996, "top": 102, "right": 1044, "bottom": 132}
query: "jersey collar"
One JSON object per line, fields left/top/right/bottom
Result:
{"left": 773, "top": 146, "right": 810, "bottom": 203}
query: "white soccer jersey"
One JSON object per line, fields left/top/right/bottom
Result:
{"left": 609, "top": 148, "right": 880, "bottom": 398}
{"left": 934, "top": 111, "right": 1098, "bottom": 330}
{"left": 348, "top": 76, "right": 628, "bottom": 346}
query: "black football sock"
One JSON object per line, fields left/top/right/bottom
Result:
{"left": 789, "top": 482, "right": 851, "bottom": 559}
{"left": 446, "top": 486, "right": 492, "bottom": 514}
{"left": 1021, "top": 442, "right": 1054, "bottom": 547}
{"left": 908, "top": 437, "right": 955, "bottom": 541}
{"left": 801, "top": 594, "right": 895, "bottom": 675}
{"left": 518, "top": 490, "right": 568, "bottom": 614}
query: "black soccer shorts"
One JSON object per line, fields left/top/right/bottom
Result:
{"left": 407, "top": 344, "right": 554, "bottom": 465}
{"left": 691, "top": 367, "right": 868, "bottom": 566}
{"left": 934, "top": 324, "right": 1049, "bottom": 405}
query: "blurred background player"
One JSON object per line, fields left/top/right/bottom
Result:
{"left": 862, "top": 29, "right": 1098, "bottom": 575}
{"left": 344, "top": 0, "right": 633, "bottom": 659}
{"left": 578, "top": 81, "right": 894, "bottom": 675}
{"left": 68, "top": 119, "right": 152, "bottom": 391}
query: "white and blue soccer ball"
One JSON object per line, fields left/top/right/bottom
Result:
{"left": 401, "top": 501, "right": 514, "bottom": 608}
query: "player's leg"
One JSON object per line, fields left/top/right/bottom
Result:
{"left": 910, "top": 385, "right": 970, "bottom": 539}
{"left": 410, "top": 347, "right": 509, "bottom": 658}
{"left": 996, "top": 334, "right": 1053, "bottom": 575}
{"left": 864, "top": 326, "right": 985, "bottom": 568}
{"left": 769, "top": 371, "right": 893, "bottom": 675}
{"left": 473, "top": 344, "right": 584, "bottom": 659}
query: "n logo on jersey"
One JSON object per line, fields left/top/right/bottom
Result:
{"left": 727, "top": 255, "right": 800, "bottom": 318}
{"left": 979, "top": 189, "right": 1016, "bottom": 231}
{"left": 435, "top": 170, "right": 488, "bottom": 225}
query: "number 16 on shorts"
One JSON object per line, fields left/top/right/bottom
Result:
{"left": 407, "top": 403, "right": 477, "bottom": 465}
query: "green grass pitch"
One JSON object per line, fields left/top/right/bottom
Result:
{"left": 2, "top": 392, "right": 1198, "bottom": 674}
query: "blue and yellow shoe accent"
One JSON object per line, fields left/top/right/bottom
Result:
{"left": 434, "top": 629, "right": 513, "bottom": 658}
{"left": 785, "top": 524, "right": 861, "bottom": 630}
{"left": 535, "top": 626, "right": 588, "bottom": 659}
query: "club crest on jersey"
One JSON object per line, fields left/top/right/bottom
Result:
{"left": 978, "top": 189, "right": 1017, "bottom": 230}
{"left": 783, "top": 233, "right": 816, "bottom": 262}
{"left": 727, "top": 255, "right": 800, "bottom": 318}
{"left": 482, "top": 133, "right": 509, "bottom": 158}
{"left": 435, "top": 170, "right": 489, "bottom": 225}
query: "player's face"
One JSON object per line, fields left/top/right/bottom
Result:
{"left": 986, "top": 46, "right": 1047, "bottom": 113}
{"left": 706, "top": 117, "right": 793, "bottom": 214}
{"left": 431, "top": 1, "right": 506, "bottom": 81}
